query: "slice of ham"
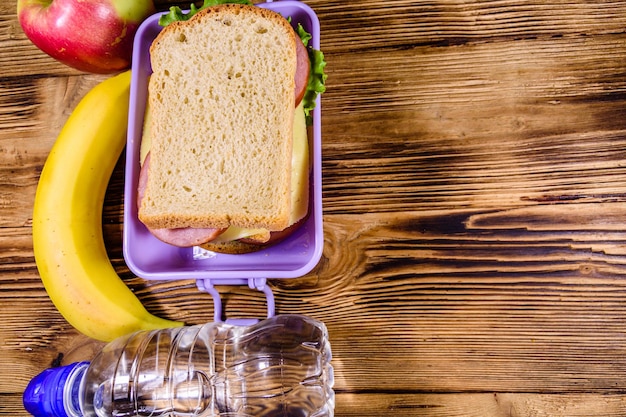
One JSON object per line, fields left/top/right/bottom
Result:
{"left": 138, "top": 153, "right": 225, "bottom": 247}
{"left": 294, "top": 36, "right": 310, "bottom": 107}
{"left": 147, "top": 226, "right": 225, "bottom": 248}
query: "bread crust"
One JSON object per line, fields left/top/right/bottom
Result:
{"left": 199, "top": 239, "right": 266, "bottom": 254}
{"left": 150, "top": 4, "right": 297, "bottom": 52}
{"left": 139, "top": 4, "right": 297, "bottom": 231}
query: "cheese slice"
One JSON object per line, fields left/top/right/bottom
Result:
{"left": 140, "top": 101, "right": 152, "bottom": 166}
{"left": 289, "top": 99, "right": 310, "bottom": 226}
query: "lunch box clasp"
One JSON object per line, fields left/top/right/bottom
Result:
{"left": 196, "top": 278, "right": 275, "bottom": 325}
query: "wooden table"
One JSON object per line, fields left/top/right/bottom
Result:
{"left": 2, "top": 0, "right": 626, "bottom": 415}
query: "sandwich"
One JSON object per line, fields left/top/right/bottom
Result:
{"left": 137, "top": 1, "right": 326, "bottom": 254}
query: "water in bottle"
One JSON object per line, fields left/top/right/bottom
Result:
{"left": 23, "top": 314, "right": 334, "bottom": 417}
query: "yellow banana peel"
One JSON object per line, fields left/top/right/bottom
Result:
{"left": 32, "top": 71, "right": 183, "bottom": 342}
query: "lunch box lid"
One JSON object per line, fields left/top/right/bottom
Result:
{"left": 122, "top": 1, "right": 323, "bottom": 323}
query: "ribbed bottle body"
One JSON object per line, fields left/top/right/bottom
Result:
{"left": 79, "top": 315, "right": 334, "bottom": 417}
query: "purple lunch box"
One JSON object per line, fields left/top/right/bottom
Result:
{"left": 122, "top": 1, "right": 323, "bottom": 316}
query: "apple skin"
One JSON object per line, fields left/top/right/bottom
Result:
{"left": 17, "top": 0, "right": 155, "bottom": 74}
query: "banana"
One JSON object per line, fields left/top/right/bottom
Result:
{"left": 32, "top": 71, "right": 184, "bottom": 342}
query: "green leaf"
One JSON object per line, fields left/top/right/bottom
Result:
{"left": 295, "top": 23, "right": 312, "bottom": 47}
{"left": 295, "top": 25, "right": 327, "bottom": 125}
{"left": 159, "top": 0, "right": 253, "bottom": 26}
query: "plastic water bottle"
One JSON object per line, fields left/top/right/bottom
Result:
{"left": 23, "top": 314, "right": 334, "bottom": 417}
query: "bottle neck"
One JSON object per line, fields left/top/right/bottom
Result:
{"left": 62, "top": 362, "right": 90, "bottom": 417}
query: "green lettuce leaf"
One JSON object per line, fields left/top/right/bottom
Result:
{"left": 159, "top": 0, "right": 253, "bottom": 26}
{"left": 294, "top": 23, "right": 327, "bottom": 125}
{"left": 295, "top": 22, "right": 312, "bottom": 47}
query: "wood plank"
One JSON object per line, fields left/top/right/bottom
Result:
{"left": 3, "top": 390, "right": 626, "bottom": 415}
{"left": 321, "top": 35, "right": 626, "bottom": 213}
{"left": 334, "top": 393, "right": 626, "bottom": 416}
{"left": 0, "top": 75, "right": 106, "bottom": 227}
{"left": 309, "top": 0, "right": 626, "bottom": 52}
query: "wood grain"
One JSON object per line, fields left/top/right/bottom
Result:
{"left": 2, "top": 0, "right": 626, "bottom": 416}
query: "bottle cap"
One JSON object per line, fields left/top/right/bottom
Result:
{"left": 23, "top": 362, "right": 89, "bottom": 417}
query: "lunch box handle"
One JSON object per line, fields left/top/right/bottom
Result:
{"left": 196, "top": 278, "right": 275, "bottom": 325}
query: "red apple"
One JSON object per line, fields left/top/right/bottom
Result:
{"left": 17, "top": 0, "right": 155, "bottom": 74}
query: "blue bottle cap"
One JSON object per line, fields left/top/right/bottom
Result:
{"left": 23, "top": 362, "right": 90, "bottom": 417}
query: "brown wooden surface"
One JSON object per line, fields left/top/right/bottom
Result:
{"left": 2, "top": 0, "right": 626, "bottom": 415}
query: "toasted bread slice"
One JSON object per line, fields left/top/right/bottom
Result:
{"left": 139, "top": 4, "right": 297, "bottom": 231}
